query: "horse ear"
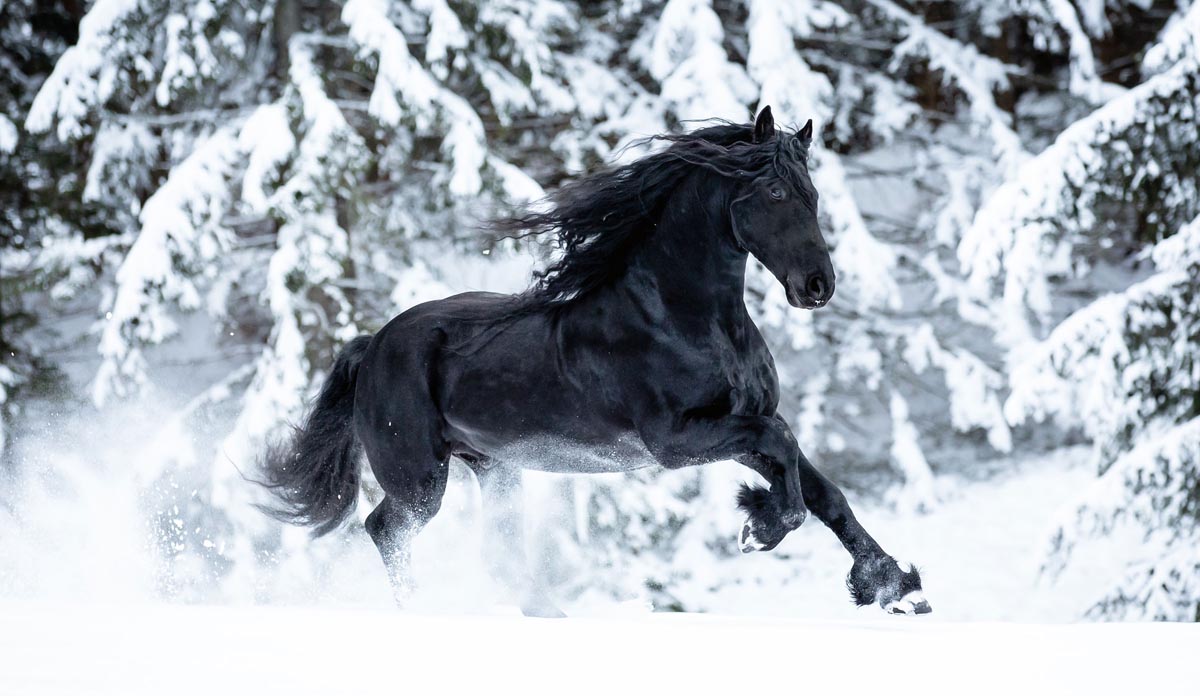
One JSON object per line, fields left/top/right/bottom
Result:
{"left": 753, "top": 106, "right": 775, "bottom": 143}
{"left": 798, "top": 118, "right": 813, "bottom": 142}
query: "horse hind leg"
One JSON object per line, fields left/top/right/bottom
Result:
{"left": 364, "top": 489, "right": 444, "bottom": 605}
{"left": 358, "top": 408, "right": 450, "bottom": 605}
{"left": 356, "top": 329, "right": 453, "bottom": 606}
{"left": 472, "top": 461, "right": 565, "bottom": 618}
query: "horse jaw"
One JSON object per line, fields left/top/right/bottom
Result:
{"left": 884, "top": 590, "right": 932, "bottom": 615}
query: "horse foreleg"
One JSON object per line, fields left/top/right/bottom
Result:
{"left": 640, "top": 414, "right": 808, "bottom": 550}
{"left": 473, "top": 462, "right": 565, "bottom": 618}
{"left": 735, "top": 452, "right": 807, "bottom": 552}
{"left": 795, "top": 454, "right": 932, "bottom": 615}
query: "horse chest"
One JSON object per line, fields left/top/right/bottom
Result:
{"left": 678, "top": 331, "right": 779, "bottom": 417}
{"left": 724, "top": 355, "right": 778, "bottom": 415}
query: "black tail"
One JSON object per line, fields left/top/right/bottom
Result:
{"left": 258, "top": 334, "right": 373, "bottom": 536}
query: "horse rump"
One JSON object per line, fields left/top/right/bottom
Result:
{"left": 257, "top": 334, "right": 373, "bottom": 536}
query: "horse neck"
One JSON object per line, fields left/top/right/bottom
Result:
{"left": 621, "top": 171, "right": 748, "bottom": 322}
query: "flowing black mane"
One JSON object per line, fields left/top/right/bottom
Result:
{"left": 492, "top": 121, "right": 811, "bottom": 313}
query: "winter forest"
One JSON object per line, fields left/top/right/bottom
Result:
{"left": 1, "top": 0, "right": 1199, "bottom": 626}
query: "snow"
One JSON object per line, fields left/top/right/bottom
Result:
{"left": 0, "top": 602, "right": 1194, "bottom": 695}
{"left": 644, "top": 0, "right": 754, "bottom": 122}
{"left": 25, "top": 0, "right": 142, "bottom": 141}
{"left": 887, "top": 392, "right": 938, "bottom": 512}
{"left": 91, "top": 127, "right": 240, "bottom": 406}
{"left": 958, "top": 57, "right": 1200, "bottom": 345}
{"left": 0, "top": 114, "right": 17, "bottom": 154}
{"left": 869, "top": 0, "right": 1027, "bottom": 175}
{"left": 1144, "top": 1, "right": 1200, "bottom": 75}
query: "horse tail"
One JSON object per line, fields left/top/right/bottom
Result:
{"left": 258, "top": 334, "right": 374, "bottom": 537}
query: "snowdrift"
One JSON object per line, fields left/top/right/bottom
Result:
{"left": 1, "top": 601, "right": 1195, "bottom": 695}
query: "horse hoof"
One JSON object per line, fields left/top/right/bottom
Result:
{"left": 738, "top": 520, "right": 767, "bottom": 553}
{"left": 883, "top": 591, "right": 932, "bottom": 616}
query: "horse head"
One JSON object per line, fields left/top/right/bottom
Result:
{"left": 730, "top": 106, "right": 835, "bottom": 309}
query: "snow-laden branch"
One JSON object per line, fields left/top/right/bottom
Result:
{"left": 0, "top": 114, "right": 17, "bottom": 154}
{"left": 82, "top": 120, "right": 156, "bottom": 206}
{"left": 473, "top": 1, "right": 574, "bottom": 117}
{"left": 1042, "top": 0, "right": 1103, "bottom": 102}
{"left": 866, "top": 0, "right": 1027, "bottom": 175}
{"left": 1044, "top": 417, "right": 1200, "bottom": 620}
{"left": 643, "top": 0, "right": 755, "bottom": 122}
{"left": 274, "top": 38, "right": 367, "bottom": 216}
{"left": 340, "top": 0, "right": 485, "bottom": 197}
{"left": 958, "top": 59, "right": 1200, "bottom": 344}
{"left": 25, "top": 0, "right": 143, "bottom": 140}
{"left": 91, "top": 126, "right": 241, "bottom": 407}
{"left": 746, "top": 0, "right": 832, "bottom": 127}
{"left": 1085, "top": 529, "right": 1200, "bottom": 621}
{"left": 903, "top": 323, "right": 1012, "bottom": 452}
{"left": 887, "top": 391, "right": 938, "bottom": 512}
{"left": 1006, "top": 217, "right": 1200, "bottom": 464}
{"left": 1144, "top": 0, "right": 1200, "bottom": 76}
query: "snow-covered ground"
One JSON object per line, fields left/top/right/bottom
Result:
{"left": 0, "top": 427, "right": 1139, "bottom": 620}
{"left": 2, "top": 601, "right": 1195, "bottom": 695}
{"left": 683, "top": 447, "right": 1130, "bottom": 622}
{"left": 2, "top": 419, "right": 1194, "bottom": 694}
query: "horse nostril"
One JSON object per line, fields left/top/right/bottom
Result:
{"left": 806, "top": 274, "right": 827, "bottom": 301}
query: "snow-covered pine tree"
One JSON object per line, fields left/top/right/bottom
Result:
{"left": 15, "top": 0, "right": 566, "bottom": 597}
{"left": 0, "top": 1, "right": 97, "bottom": 457}
{"left": 1008, "top": 217, "right": 1200, "bottom": 621}
{"left": 993, "top": 2, "right": 1200, "bottom": 620}
{"left": 959, "top": 1, "right": 1200, "bottom": 346}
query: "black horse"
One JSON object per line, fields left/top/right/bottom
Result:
{"left": 261, "top": 107, "right": 930, "bottom": 618}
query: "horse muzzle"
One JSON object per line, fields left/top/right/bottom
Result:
{"left": 785, "top": 271, "right": 834, "bottom": 309}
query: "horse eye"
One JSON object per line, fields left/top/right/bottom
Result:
{"left": 769, "top": 188, "right": 785, "bottom": 201}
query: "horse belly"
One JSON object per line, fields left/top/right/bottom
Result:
{"left": 490, "top": 434, "right": 658, "bottom": 473}
{"left": 439, "top": 347, "right": 653, "bottom": 472}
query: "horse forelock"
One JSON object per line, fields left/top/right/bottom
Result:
{"left": 492, "top": 121, "right": 811, "bottom": 314}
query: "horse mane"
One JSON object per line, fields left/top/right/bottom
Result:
{"left": 491, "top": 120, "right": 810, "bottom": 314}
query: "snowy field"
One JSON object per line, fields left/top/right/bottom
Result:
{"left": 2, "top": 601, "right": 1196, "bottom": 695}
{"left": 672, "top": 449, "right": 1120, "bottom": 621}
{"left": 5, "top": 445, "right": 1192, "bottom": 695}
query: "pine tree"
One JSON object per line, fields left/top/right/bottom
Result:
{"left": 998, "top": 3, "right": 1200, "bottom": 620}
{"left": 1, "top": 0, "right": 96, "bottom": 457}
{"left": 1009, "top": 216, "right": 1200, "bottom": 620}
